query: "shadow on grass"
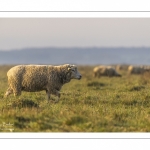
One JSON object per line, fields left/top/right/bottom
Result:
{"left": 15, "top": 116, "right": 31, "bottom": 129}
{"left": 129, "top": 85, "right": 145, "bottom": 91}
{"left": 87, "top": 81, "right": 106, "bottom": 87}
{"left": 87, "top": 81, "right": 106, "bottom": 90}
{"left": 65, "top": 116, "right": 86, "bottom": 126}
{"left": 12, "top": 99, "right": 39, "bottom": 108}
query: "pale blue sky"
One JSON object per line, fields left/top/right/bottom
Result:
{"left": 1, "top": 18, "right": 150, "bottom": 50}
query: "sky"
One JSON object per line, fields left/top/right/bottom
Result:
{"left": 1, "top": 18, "right": 150, "bottom": 50}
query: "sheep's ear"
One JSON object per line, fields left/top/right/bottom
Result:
{"left": 68, "top": 67, "right": 71, "bottom": 71}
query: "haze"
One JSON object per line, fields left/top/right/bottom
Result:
{"left": 0, "top": 18, "right": 150, "bottom": 50}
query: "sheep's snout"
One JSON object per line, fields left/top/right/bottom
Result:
{"left": 77, "top": 75, "right": 82, "bottom": 80}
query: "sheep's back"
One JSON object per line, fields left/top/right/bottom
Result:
{"left": 21, "top": 65, "right": 49, "bottom": 91}
{"left": 7, "top": 65, "right": 51, "bottom": 91}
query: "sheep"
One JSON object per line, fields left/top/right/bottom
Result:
{"left": 93, "top": 65, "right": 121, "bottom": 77}
{"left": 128, "top": 65, "right": 148, "bottom": 75}
{"left": 4, "top": 64, "right": 82, "bottom": 103}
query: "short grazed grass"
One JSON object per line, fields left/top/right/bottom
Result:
{"left": 1, "top": 65, "right": 150, "bottom": 132}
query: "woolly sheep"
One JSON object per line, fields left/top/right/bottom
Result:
{"left": 128, "top": 65, "right": 148, "bottom": 75}
{"left": 93, "top": 65, "right": 121, "bottom": 77}
{"left": 4, "top": 64, "right": 82, "bottom": 103}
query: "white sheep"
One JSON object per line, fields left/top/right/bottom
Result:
{"left": 128, "top": 65, "right": 147, "bottom": 75}
{"left": 4, "top": 64, "right": 82, "bottom": 103}
{"left": 93, "top": 65, "right": 121, "bottom": 77}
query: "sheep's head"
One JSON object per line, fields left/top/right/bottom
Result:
{"left": 67, "top": 64, "right": 82, "bottom": 80}
{"left": 60, "top": 64, "right": 82, "bottom": 84}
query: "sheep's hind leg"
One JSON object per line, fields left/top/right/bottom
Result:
{"left": 4, "top": 87, "right": 13, "bottom": 98}
{"left": 12, "top": 85, "right": 22, "bottom": 97}
{"left": 8, "top": 86, "right": 21, "bottom": 100}
{"left": 14, "top": 91, "right": 21, "bottom": 97}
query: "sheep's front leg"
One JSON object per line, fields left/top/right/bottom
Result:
{"left": 46, "top": 90, "right": 50, "bottom": 102}
{"left": 53, "top": 90, "right": 60, "bottom": 103}
{"left": 46, "top": 89, "right": 60, "bottom": 103}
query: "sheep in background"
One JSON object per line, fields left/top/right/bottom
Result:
{"left": 93, "top": 65, "right": 121, "bottom": 77}
{"left": 127, "top": 65, "right": 148, "bottom": 75}
{"left": 4, "top": 64, "right": 82, "bottom": 103}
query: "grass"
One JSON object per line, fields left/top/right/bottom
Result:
{"left": 1, "top": 65, "right": 150, "bottom": 132}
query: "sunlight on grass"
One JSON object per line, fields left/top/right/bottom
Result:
{"left": 1, "top": 65, "right": 150, "bottom": 132}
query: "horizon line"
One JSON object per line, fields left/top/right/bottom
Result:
{"left": 0, "top": 46, "right": 150, "bottom": 51}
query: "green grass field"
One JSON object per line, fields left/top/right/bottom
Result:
{"left": 1, "top": 65, "right": 150, "bottom": 132}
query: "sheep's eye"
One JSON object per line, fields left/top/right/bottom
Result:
{"left": 72, "top": 69, "right": 75, "bottom": 72}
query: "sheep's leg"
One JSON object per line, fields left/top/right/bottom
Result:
{"left": 53, "top": 91, "right": 60, "bottom": 103}
{"left": 47, "top": 93, "right": 50, "bottom": 100}
{"left": 46, "top": 89, "right": 60, "bottom": 103}
{"left": 14, "top": 92, "right": 21, "bottom": 97}
{"left": 4, "top": 87, "right": 13, "bottom": 97}
{"left": 46, "top": 90, "right": 51, "bottom": 102}
{"left": 6, "top": 78, "right": 22, "bottom": 97}
{"left": 12, "top": 85, "right": 22, "bottom": 97}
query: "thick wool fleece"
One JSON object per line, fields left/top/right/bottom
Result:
{"left": 5, "top": 64, "right": 78, "bottom": 100}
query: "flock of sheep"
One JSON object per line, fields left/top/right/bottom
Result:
{"left": 93, "top": 64, "right": 150, "bottom": 77}
{"left": 4, "top": 63, "right": 150, "bottom": 103}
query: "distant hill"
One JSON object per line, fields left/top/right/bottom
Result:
{"left": 0, "top": 47, "right": 150, "bottom": 65}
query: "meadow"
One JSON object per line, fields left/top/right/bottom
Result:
{"left": 1, "top": 65, "right": 150, "bottom": 132}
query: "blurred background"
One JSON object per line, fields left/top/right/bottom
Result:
{"left": 0, "top": 18, "right": 150, "bottom": 65}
